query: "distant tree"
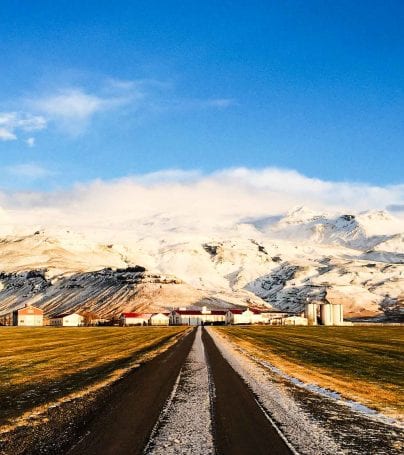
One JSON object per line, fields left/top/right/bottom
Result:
{"left": 80, "top": 310, "right": 99, "bottom": 326}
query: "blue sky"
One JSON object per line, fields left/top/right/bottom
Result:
{"left": 0, "top": 0, "right": 403, "bottom": 191}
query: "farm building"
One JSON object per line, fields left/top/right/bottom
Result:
{"left": 50, "top": 312, "right": 84, "bottom": 327}
{"left": 171, "top": 309, "right": 204, "bottom": 325}
{"left": 149, "top": 313, "right": 170, "bottom": 326}
{"left": 119, "top": 312, "right": 152, "bottom": 326}
{"left": 225, "top": 308, "right": 263, "bottom": 325}
{"left": 260, "top": 310, "right": 294, "bottom": 324}
{"left": 226, "top": 307, "right": 307, "bottom": 325}
{"left": 202, "top": 309, "right": 227, "bottom": 325}
{"left": 283, "top": 315, "right": 308, "bottom": 326}
{"left": 12, "top": 304, "right": 43, "bottom": 326}
{"left": 170, "top": 307, "right": 226, "bottom": 325}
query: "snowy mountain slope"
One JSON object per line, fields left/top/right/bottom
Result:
{"left": 0, "top": 206, "right": 402, "bottom": 319}
{"left": 261, "top": 206, "right": 402, "bottom": 250}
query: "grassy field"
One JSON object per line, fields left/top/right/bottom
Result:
{"left": 0, "top": 326, "right": 188, "bottom": 429}
{"left": 216, "top": 326, "right": 404, "bottom": 417}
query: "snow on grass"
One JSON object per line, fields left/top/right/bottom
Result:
{"left": 210, "top": 327, "right": 404, "bottom": 455}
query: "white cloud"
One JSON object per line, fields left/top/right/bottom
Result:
{"left": 5, "top": 163, "right": 53, "bottom": 179}
{"left": 34, "top": 89, "right": 104, "bottom": 120}
{"left": 0, "top": 128, "right": 16, "bottom": 141}
{"left": 30, "top": 87, "right": 136, "bottom": 135}
{"left": 0, "top": 168, "right": 402, "bottom": 238}
{"left": 25, "top": 137, "right": 35, "bottom": 147}
{"left": 0, "top": 112, "right": 46, "bottom": 141}
{"left": 2, "top": 76, "right": 233, "bottom": 140}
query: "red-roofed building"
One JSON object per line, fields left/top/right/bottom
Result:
{"left": 119, "top": 312, "right": 152, "bottom": 326}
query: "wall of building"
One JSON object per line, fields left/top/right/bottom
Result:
{"left": 122, "top": 317, "right": 149, "bottom": 326}
{"left": 16, "top": 314, "right": 43, "bottom": 326}
{"left": 63, "top": 314, "right": 84, "bottom": 326}
{"left": 149, "top": 314, "right": 169, "bottom": 325}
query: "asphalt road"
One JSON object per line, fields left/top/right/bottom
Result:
{"left": 202, "top": 328, "right": 292, "bottom": 455}
{"left": 67, "top": 328, "right": 196, "bottom": 455}
{"left": 64, "top": 327, "right": 293, "bottom": 455}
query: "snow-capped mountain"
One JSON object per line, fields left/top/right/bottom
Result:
{"left": 0, "top": 206, "right": 402, "bottom": 320}
{"left": 261, "top": 206, "right": 401, "bottom": 250}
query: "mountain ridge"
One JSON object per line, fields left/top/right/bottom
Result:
{"left": 0, "top": 207, "right": 402, "bottom": 320}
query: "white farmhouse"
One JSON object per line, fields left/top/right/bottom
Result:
{"left": 149, "top": 313, "right": 170, "bottom": 326}
{"left": 119, "top": 312, "right": 152, "bottom": 326}
{"left": 225, "top": 308, "right": 263, "bottom": 325}
{"left": 50, "top": 312, "right": 84, "bottom": 327}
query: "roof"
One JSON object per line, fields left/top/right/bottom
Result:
{"left": 150, "top": 312, "right": 170, "bottom": 318}
{"left": 261, "top": 310, "right": 295, "bottom": 314}
{"left": 227, "top": 308, "right": 262, "bottom": 314}
{"left": 174, "top": 308, "right": 227, "bottom": 315}
{"left": 16, "top": 305, "right": 43, "bottom": 315}
{"left": 174, "top": 310, "right": 203, "bottom": 315}
{"left": 250, "top": 308, "right": 263, "bottom": 314}
{"left": 52, "top": 312, "right": 83, "bottom": 319}
{"left": 121, "top": 312, "right": 151, "bottom": 318}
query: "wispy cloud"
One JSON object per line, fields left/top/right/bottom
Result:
{"left": 1, "top": 73, "right": 235, "bottom": 141}
{"left": 0, "top": 128, "right": 16, "bottom": 141}
{"left": 29, "top": 83, "right": 144, "bottom": 135}
{"left": 203, "top": 98, "right": 236, "bottom": 108}
{"left": 0, "top": 112, "right": 46, "bottom": 141}
{"left": 34, "top": 89, "right": 104, "bottom": 119}
{"left": 5, "top": 163, "right": 53, "bottom": 179}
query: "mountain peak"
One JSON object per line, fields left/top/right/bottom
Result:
{"left": 282, "top": 206, "right": 327, "bottom": 224}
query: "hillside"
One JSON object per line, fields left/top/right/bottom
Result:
{"left": 0, "top": 207, "right": 402, "bottom": 320}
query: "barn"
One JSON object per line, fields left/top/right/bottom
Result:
{"left": 50, "top": 312, "right": 84, "bottom": 327}
{"left": 12, "top": 304, "right": 43, "bottom": 326}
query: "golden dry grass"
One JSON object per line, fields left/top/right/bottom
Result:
{"left": 216, "top": 326, "right": 404, "bottom": 418}
{"left": 0, "top": 326, "right": 187, "bottom": 428}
